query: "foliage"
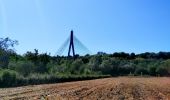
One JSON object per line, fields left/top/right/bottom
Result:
{"left": 0, "top": 72, "right": 110, "bottom": 88}
{"left": 0, "top": 37, "right": 18, "bottom": 69}
{"left": 15, "top": 61, "right": 35, "bottom": 76}
{"left": 0, "top": 69, "right": 17, "bottom": 87}
{"left": 0, "top": 37, "right": 18, "bottom": 51}
{"left": 1, "top": 37, "right": 170, "bottom": 87}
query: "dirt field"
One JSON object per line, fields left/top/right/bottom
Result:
{"left": 0, "top": 77, "right": 170, "bottom": 100}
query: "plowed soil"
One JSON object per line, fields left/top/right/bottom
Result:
{"left": 0, "top": 77, "right": 170, "bottom": 100}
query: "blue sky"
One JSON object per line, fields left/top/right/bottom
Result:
{"left": 0, "top": 0, "right": 170, "bottom": 55}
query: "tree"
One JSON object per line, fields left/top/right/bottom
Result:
{"left": 16, "top": 61, "right": 35, "bottom": 76}
{"left": 70, "top": 59, "right": 84, "bottom": 74}
{"left": 118, "top": 63, "right": 136, "bottom": 75}
{"left": 156, "top": 59, "right": 170, "bottom": 76}
{"left": 99, "top": 59, "right": 112, "bottom": 74}
{"left": 39, "top": 53, "right": 50, "bottom": 66}
{"left": 24, "top": 49, "right": 39, "bottom": 65}
{"left": 88, "top": 55, "right": 102, "bottom": 72}
{"left": 135, "top": 67, "right": 149, "bottom": 75}
{"left": 130, "top": 53, "right": 136, "bottom": 59}
{"left": 148, "top": 65, "right": 157, "bottom": 76}
{"left": 0, "top": 37, "right": 18, "bottom": 69}
{"left": 0, "top": 37, "right": 18, "bottom": 51}
{"left": 156, "top": 67, "right": 168, "bottom": 76}
{"left": 112, "top": 52, "right": 130, "bottom": 59}
{"left": 99, "top": 58, "right": 121, "bottom": 76}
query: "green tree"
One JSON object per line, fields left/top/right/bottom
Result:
{"left": 88, "top": 55, "right": 102, "bottom": 71}
{"left": 16, "top": 61, "right": 35, "bottom": 76}
{"left": 39, "top": 53, "right": 50, "bottom": 66}
{"left": 70, "top": 59, "right": 84, "bottom": 74}
{"left": 161, "top": 59, "right": 170, "bottom": 74}
{"left": 156, "top": 67, "right": 168, "bottom": 76}
{"left": 135, "top": 67, "right": 149, "bottom": 75}
{"left": 148, "top": 65, "right": 157, "bottom": 76}
{"left": 24, "top": 49, "right": 39, "bottom": 65}
{"left": 0, "top": 37, "right": 18, "bottom": 69}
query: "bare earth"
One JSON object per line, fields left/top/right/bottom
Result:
{"left": 0, "top": 77, "right": 170, "bottom": 100}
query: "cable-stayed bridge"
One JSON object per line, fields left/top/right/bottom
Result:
{"left": 56, "top": 30, "right": 91, "bottom": 57}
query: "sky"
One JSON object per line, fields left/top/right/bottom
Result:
{"left": 0, "top": 0, "right": 170, "bottom": 55}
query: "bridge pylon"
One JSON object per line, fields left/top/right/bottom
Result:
{"left": 68, "top": 30, "right": 75, "bottom": 57}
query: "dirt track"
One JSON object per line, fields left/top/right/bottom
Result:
{"left": 0, "top": 77, "right": 170, "bottom": 100}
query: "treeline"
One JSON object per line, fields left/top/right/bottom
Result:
{"left": 111, "top": 52, "right": 170, "bottom": 59}
{"left": 0, "top": 37, "right": 170, "bottom": 87}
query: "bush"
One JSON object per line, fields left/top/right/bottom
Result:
{"left": 100, "top": 60, "right": 113, "bottom": 75}
{"left": 0, "top": 54, "right": 9, "bottom": 69}
{"left": 17, "top": 74, "right": 111, "bottom": 87}
{"left": 70, "top": 59, "right": 84, "bottom": 74}
{"left": 8, "top": 62, "right": 18, "bottom": 70}
{"left": 156, "top": 67, "right": 169, "bottom": 76}
{"left": 160, "top": 59, "right": 170, "bottom": 74}
{"left": 0, "top": 70, "right": 17, "bottom": 87}
{"left": 135, "top": 67, "right": 149, "bottom": 75}
{"left": 34, "top": 63, "right": 48, "bottom": 73}
{"left": 118, "top": 65, "right": 134, "bottom": 75}
{"left": 16, "top": 61, "right": 35, "bottom": 76}
{"left": 148, "top": 65, "right": 157, "bottom": 76}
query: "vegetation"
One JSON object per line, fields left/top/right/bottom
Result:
{"left": 0, "top": 37, "right": 170, "bottom": 87}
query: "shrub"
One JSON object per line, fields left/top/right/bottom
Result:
{"left": 148, "top": 65, "right": 157, "bottom": 76}
{"left": 156, "top": 67, "right": 169, "bottom": 76}
{"left": 160, "top": 59, "right": 170, "bottom": 74}
{"left": 0, "top": 70, "right": 17, "bottom": 87}
{"left": 135, "top": 67, "right": 149, "bottom": 75}
{"left": 34, "top": 63, "right": 48, "bottom": 73}
{"left": 118, "top": 65, "right": 134, "bottom": 75}
{"left": 0, "top": 54, "right": 9, "bottom": 69}
{"left": 16, "top": 61, "right": 35, "bottom": 76}
{"left": 70, "top": 59, "right": 83, "bottom": 74}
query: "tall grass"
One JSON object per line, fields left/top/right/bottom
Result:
{"left": 0, "top": 70, "right": 111, "bottom": 88}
